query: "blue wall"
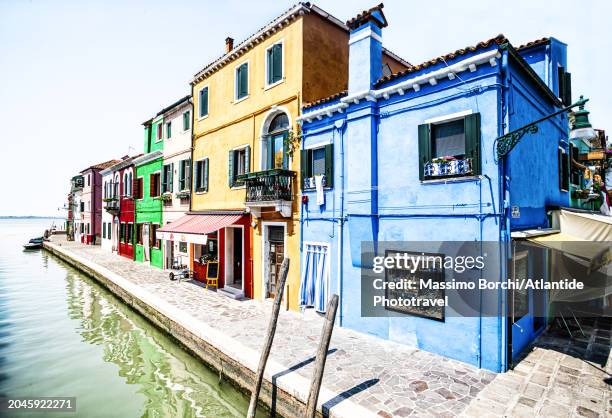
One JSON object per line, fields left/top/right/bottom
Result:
{"left": 300, "top": 29, "right": 568, "bottom": 372}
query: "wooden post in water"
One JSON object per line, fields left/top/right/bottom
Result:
{"left": 246, "top": 258, "right": 290, "bottom": 418}
{"left": 305, "top": 294, "right": 339, "bottom": 418}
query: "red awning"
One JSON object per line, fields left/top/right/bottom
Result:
{"left": 157, "top": 214, "right": 243, "bottom": 244}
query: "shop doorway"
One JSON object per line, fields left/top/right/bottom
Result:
{"left": 224, "top": 226, "right": 243, "bottom": 291}
{"left": 264, "top": 225, "right": 285, "bottom": 299}
{"left": 165, "top": 240, "right": 174, "bottom": 269}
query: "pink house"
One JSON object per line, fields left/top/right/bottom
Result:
{"left": 80, "top": 159, "right": 121, "bottom": 244}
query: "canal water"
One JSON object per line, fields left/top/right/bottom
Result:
{"left": 0, "top": 219, "right": 264, "bottom": 418}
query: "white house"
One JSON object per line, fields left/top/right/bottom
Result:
{"left": 100, "top": 166, "right": 117, "bottom": 252}
{"left": 159, "top": 95, "right": 193, "bottom": 269}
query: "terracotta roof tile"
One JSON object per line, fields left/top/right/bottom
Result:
{"left": 376, "top": 34, "right": 508, "bottom": 85}
{"left": 516, "top": 37, "right": 550, "bottom": 50}
{"left": 304, "top": 90, "right": 347, "bottom": 109}
{"left": 81, "top": 159, "right": 122, "bottom": 173}
{"left": 346, "top": 3, "right": 387, "bottom": 29}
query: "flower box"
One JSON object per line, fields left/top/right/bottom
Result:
{"left": 175, "top": 191, "right": 191, "bottom": 199}
{"left": 424, "top": 157, "right": 473, "bottom": 178}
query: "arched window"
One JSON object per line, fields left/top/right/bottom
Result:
{"left": 128, "top": 172, "right": 132, "bottom": 196}
{"left": 114, "top": 175, "right": 120, "bottom": 198}
{"left": 263, "top": 112, "right": 290, "bottom": 170}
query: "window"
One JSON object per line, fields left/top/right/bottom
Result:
{"left": 558, "top": 147, "right": 569, "bottom": 191}
{"left": 135, "top": 177, "right": 143, "bottom": 199}
{"left": 266, "top": 42, "right": 283, "bottom": 86}
{"left": 102, "top": 223, "right": 106, "bottom": 239}
{"left": 136, "top": 223, "right": 143, "bottom": 244}
{"left": 199, "top": 87, "right": 209, "bottom": 118}
{"left": 418, "top": 113, "right": 481, "bottom": 180}
{"left": 162, "top": 164, "right": 173, "bottom": 193}
{"left": 120, "top": 223, "right": 125, "bottom": 241}
{"left": 87, "top": 175, "right": 90, "bottom": 186}
{"left": 228, "top": 146, "right": 250, "bottom": 187}
{"left": 126, "top": 223, "right": 133, "bottom": 245}
{"left": 107, "top": 222, "right": 112, "bottom": 239}
{"left": 80, "top": 202, "right": 84, "bottom": 212}
{"left": 301, "top": 145, "right": 333, "bottom": 189}
{"left": 179, "top": 159, "right": 191, "bottom": 191}
{"left": 195, "top": 159, "right": 209, "bottom": 192}
{"left": 150, "top": 224, "right": 160, "bottom": 249}
{"left": 299, "top": 243, "right": 331, "bottom": 312}
{"left": 263, "top": 113, "right": 289, "bottom": 170}
{"left": 235, "top": 62, "right": 249, "bottom": 100}
{"left": 183, "top": 111, "right": 190, "bottom": 131}
{"left": 150, "top": 173, "right": 161, "bottom": 197}
{"left": 156, "top": 124, "right": 162, "bottom": 141}
{"left": 80, "top": 223, "right": 84, "bottom": 233}
{"left": 166, "top": 121, "right": 172, "bottom": 139}
{"left": 384, "top": 250, "right": 445, "bottom": 321}
{"left": 179, "top": 241, "right": 187, "bottom": 253}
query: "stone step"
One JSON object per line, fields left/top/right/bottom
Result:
{"left": 218, "top": 286, "right": 244, "bottom": 300}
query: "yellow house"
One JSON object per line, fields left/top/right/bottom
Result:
{"left": 165, "top": 3, "right": 408, "bottom": 310}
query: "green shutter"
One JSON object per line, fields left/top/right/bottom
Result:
{"left": 266, "top": 137, "right": 273, "bottom": 169}
{"left": 245, "top": 145, "right": 251, "bottom": 173}
{"left": 324, "top": 143, "right": 333, "bottom": 188}
{"left": 169, "top": 163, "right": 174, "bottom": 192}
{"left": 563, "top": 72, "right": 572, "bottom": 106}
{"left": 228, "top": 150, "right": 235, "bottom": 187}
{"left": 464, "top": 113, "right": 481, "bottom": 175}
{"left": 238, "top": 64, "right": 248, "bottom": 98}
{"left": 418, "top": 124, "right": 431, "bottom": 181}
{"left": 267, "top": 48, "right": 274, "bottom": 85}
{"left": 204, "top": 158, "right": 209, "bottom": 192}
{"left": 186, "top": 159, "right": 191, "bottom": 190}
{"left": 272, "top": 44, "right": 282, "bottom": 84}
{"left": 200, "top": 88, "right": 208, "bottom": 117}
{"left": 179, "top": 160, "right": 184, "bottom": 190}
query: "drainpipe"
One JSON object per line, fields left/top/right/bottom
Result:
{"left": 336, "top": 118, "right": 346, "bottom": 326}
{"left": 499, "top": 49, "right": 511, "bottom": 373}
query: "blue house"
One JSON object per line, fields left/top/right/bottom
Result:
{"left": 297, "top": 4, "right": 575, "bottom": 372}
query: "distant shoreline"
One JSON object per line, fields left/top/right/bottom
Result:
{"left": 0, "top": 216, "right": 65, "bottom": 220}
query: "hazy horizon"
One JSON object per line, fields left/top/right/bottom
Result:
{"left": 1, "top": 0, "right": 610, "bottom": 217}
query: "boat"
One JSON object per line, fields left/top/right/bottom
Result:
{"left": 23, "top": 237, "right": 44, "bottom": 250}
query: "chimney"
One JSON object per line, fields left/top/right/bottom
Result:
{"left": 225, "top": 37, "right": 234, "bottom": 53}
{"left": 346, "top": 4, "right": 388, "bottom": 94}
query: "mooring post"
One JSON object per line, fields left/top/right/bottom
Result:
{"left": 246, "top": 258, "right": 290, "bottom": 418}
{"left": 305, "top": 294, "right": 339, "bottom": 418}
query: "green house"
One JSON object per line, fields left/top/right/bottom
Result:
{"left": 133, "top": 117, "right": 165, "bottom": 268}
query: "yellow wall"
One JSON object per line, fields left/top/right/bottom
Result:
{"left": 190, "top": 12, "right": 380, "bottom": 311}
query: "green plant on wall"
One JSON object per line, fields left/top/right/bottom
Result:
{"left": 284, "top": 127, "right": 302, "bottom": 160}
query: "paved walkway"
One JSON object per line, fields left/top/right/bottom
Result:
{"left": 48, "top": 237, "right": 610, "bottom": 417}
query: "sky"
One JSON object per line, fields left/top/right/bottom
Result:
{"left": 0, "top": 0, "right": 610, "bottom": 216}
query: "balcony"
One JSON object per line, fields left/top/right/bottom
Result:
{"left": 236, "top": 169, "right": 296, "bottom": 217}
{"left": 103, "top": 197, "right": 119, "bottom": 214}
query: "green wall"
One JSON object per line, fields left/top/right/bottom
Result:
{"left": 135, "top": 156, "right": 163, "bottom": 268}
{"left": 144, "top": 119, "right": 165, "bottom": 154}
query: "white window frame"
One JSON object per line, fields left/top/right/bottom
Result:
{"left": 264, "top": 39, "right": 285, "bottom": 90}
{"left": 234, "top": 60, "right": 250, "bottom": 103}
{"left": 198, "top": 85, "right": 209, "bottom": 120}
{"left": 166, "top": 121, "right": 172, "bottom": 139}
{"left": 155, "top": 122, "right": 163, "bottom": 142}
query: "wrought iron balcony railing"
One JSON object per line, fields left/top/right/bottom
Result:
{"left": 103, "top": 198, "right": 119, "bottom": 213}
{"left": 237, "top": 169, "right": 296, "bottom": 203}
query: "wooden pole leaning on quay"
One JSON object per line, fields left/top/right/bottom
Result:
{"left": 305, "top": 294, "right": 339, "bottom": 418}
{"left": 246, "top": 258, "right": 290, "bottom": 418}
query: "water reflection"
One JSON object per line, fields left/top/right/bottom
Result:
{"left": 64, "top": 272, "right": 252, "bottom": 418}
